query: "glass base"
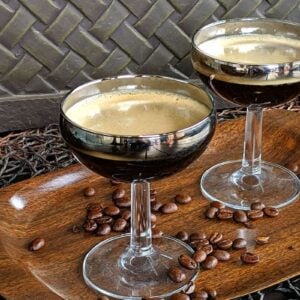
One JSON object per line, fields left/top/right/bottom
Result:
{"left": 201, "top": 160, "right": 300, "bottom": 210}
{"left": 83, "top": 234, "right": 199, "bottom": 299}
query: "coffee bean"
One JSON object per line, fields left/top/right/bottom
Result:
{"left": 192, "top": 250, "right": 207, "bottom": 263}
{"left": 205, "top": 207, "right": 219, "bottom": 219}
{"left": 29, "top": 238, "right": 45, "bottom": 251}
{"left": 206, "top": 288, "right": 217, "bottom": 299}
{"left": 120, "top": 210, "right": 131, "bottom": 221}
{"left": 160, "top": 202, "right": 178, "bottom": 214}
{"left": 83, "top": 187, "right": 95, "bottom": 197}
{"left": 201, "top": 256, "right": 218, "bottom": 270}
{"left": 184, "top": 281, "right": 196, "bottom": 294}
{"left": 232, "top": 238, "right": 247, "bottom": 250}
{"left": 96, "top": 224, "right": 111, "bottom": 236}
{"left": 191, "top": 290, "right": 208, "bottom": 299}
{"left": 87, "top": 207, "right": 103, "bottom": 220}
{"left": 168, "top": 266, "right": 186, "bottom": 283}
{"left": 210, "top": 201, "right": 225, "bottom": 209}
{"left": 95, "top": 216, "right": 114, "bottom": 225}
{"left": 190, "top": 232, "right": 207, "bottom": 241}
{"left": 217, "top": 208, "right": 233, "bottom": 220}
{"left": 241, "top": 252, "right": 259, "bottom": 264}
{"left": 178, "top": 254, "right": 197, "bottom": 270}
{"left": 175, "top": 193, "right": 192, "bottom": 204}
{"left": 103, "top": 205, "right": 120, "bottom": 216}
{"left": 151, "top": 213, "right": 157, "bottom": 223}
{"left": 250, "top": 201, "right": 265, "bottom": 210}
{"left": 114, "top": 196, "right": 131, "bottom": 208}
{"left": 189, "top": 238, "right": 209, "bottom": 249}
{"left": 233, "top": 210, "right": 248, "bottom": 223}
{"left": 72, "top": 225, "right": 81, "bottom": 233}
{"left": 217, "top": 239, "right": 233, "bottom": 250}
{"left": 256, "top": 236, "right": 270, "bottom": 245}
{"left": 83, "top": 219, "right": 97, "bottom": 232}
{"left": 112, "top": 188, "right": 126, "bottom": 200}
{"left": 263, "top": 207, "right": 279, "bottom": 217}
{"left": 286, "top": 161, "right": 300, "bottom": 175}
{"left": 199, "top": 244, "right": 213, "bottom": 255}
{"left": 86, "top": 202, "right": 102, "bottom": 211}
{"left": 151, "top": 201, "right": 163, "bottom": 212}
{"left": 176, "top": 231, "right": 189, "bottom": 242}
{"left": 247, "top": 209, "right": 264, "bottom": 220}
{"left": 97, "top": 295, "right": 110, "bottom": 300}
{"left": 211, "top": 250, "right": 230, "bottom": 261}
{"left": 152, "top": 228, "right": 163, "bottom": 238}
{"left": 170, "top": 293, "right": 189, "bottom": 300}
{"left": 112, "top": 218, "right": 127, "bottom": 232}
{"left": 209, "top": 232, "right": 223, "bottom": 244}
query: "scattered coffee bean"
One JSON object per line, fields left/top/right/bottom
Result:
{"left": 96, "top": 224, "right": 111, "bottom": 236}
{"left": 209, "top": 232, "right": 223, "bottom": 244}
{"left": 178, "top": 254, "right": 197, "bottom": 270}
{"left": 72, "top": 225, "right": 81, "bottom": 233}
{"left": 256, "top": 236, "right": 270, "bottom": 245}
{"left": 241, "top": 252, "right": 259, "bottom": 264}
{"left": 217, "top": 208, "right": 233, "bottom": 220}
{"left": 112, "top": 188, "right": 126, "bottom": 200}
{"left": 286, "top": 161, "right": 300, "bottom": 175}
{"left": 95, "top": 216, "right": 114, "bottom": 225}
{"left": 199, "top": 244, "right": 213, "bottom": 255}
{"left": 120, "top": 210, "right": 131, "bottom": 221}
{"left": 232, "top": 238, "right": 247, "bottom": 249}
{"left": 191, "top": 290, "right": 208, "bottom": 299}
{"left": 29, "top": 237, "right": 45, "bottom": 251}
{"left": 168, "top": 266, "right": 186, "bottom": 283}
{"left": 190, "top": 232, "right": 207, "bottom": 241}
{"left": 176, "top": 231, "right": 189, "bottom": 242}
{"left": 114, "top": 196, "right": 131, "bottom": 208}
{"left": 103, "top": 205, "right": 120, "bottom": 216}
{"left": 83, "top": 186, "right": 95, "bottom": 197}
{"left": 160, "top": 202, "right": 178, "bottom": 214}
{"left": 217, "top": 239, "right": 233, "bottom": 250}
{"left": 83, "top": 219, "right": 97, "bottom": 232}
{"left": 211, "top": 250, "right": 231, "bottom": 261}
{"left": 201, "top": 256, "right": 218, "bottom": 270}
{"left": 263, "top": 207, "right": 279, "bottom": 217}
{"left": 250, "top": 201, "right": 265, "bottom": 210}
{"left": 205, "top": 207, "right": 219, "bottom": 219}
{"left": 151, "top": 201, "right": 163, "bottom": 212}
{"left": 112, "top": 218, "right": 127, "bottom": 232}
{"left": 190, "top": 238, "right": 209, "bottom": 249}
{"left": 247, "top": 209, "right": 264, "bottom": 220}
{"left": 175, "top": 193, "right": 192, "bottom": 204}
{"left": 243, "top": 221, "right": 255, "bottom": 229}
{"left": 184, "top": 281, "right": 196, "bottom": 294}
{"left": 210, "top": 201, "right": 225, "bottom": 209}
{"left": 152, "top": 228, "right": 163, "bottom": 238}
{"left": 192, "top": 250, "right": 207, "bottom": 263}
{"left": 170, "top": 293, "right": 189, "bottom": 300}
{"left": 233, "top": 210, "right": 248, "bottom": 223}
{"left": 87, "top": 207, "right": 103, "bottom": 220}
{"left": 206, "top": 288, "right": 217, "bottom": 299}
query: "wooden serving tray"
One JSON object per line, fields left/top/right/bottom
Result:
{"left": 0, "top": 110, "right": 299, "bottom": 300}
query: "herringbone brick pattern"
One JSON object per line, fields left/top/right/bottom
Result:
{"left": 0, "top": 0, "right": 299, "bottom": 96}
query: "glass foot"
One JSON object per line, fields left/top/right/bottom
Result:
{"left": 201, "top": 160, "right": 300, "bottom": 210}
{"left": 83, "top": 234, "right": 199, "bottom": 299}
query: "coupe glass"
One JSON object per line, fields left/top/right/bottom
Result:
{"left": 60, "top": 75, "right": 216, "bottom": 299}
{"left": 192, "top": 18, "right": 300, "bottom": 209}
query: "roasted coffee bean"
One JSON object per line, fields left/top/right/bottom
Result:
{"left": 95, "top": 216, "right": 114, "bottom": 225}
{"left": 205, "top": 207, "right": 219, "bottom": 219}
{"left": 112, "top": 188, "right": 126, "bottom": 200}
{"left": 192, "top": 250, "right": 207, "bottom": 263}
{"left": 160, "top": 202, "right": 178, "bottom": 214}
{"left": 256, "top": 236, "right": 270, "bottom": 245}
{"left": 176, "top": 231, "right": 189, "bottom": 242}
{"left": 29, "top": 238, "right": 45, "bottom": 251}
{"left": 86, "top": 202, "right": 102, "bottom": 211}
{"left": 97, "top": 295, "right": 110, "bottom": 300}
{"left": 151, "top": 201, "right": 163, "bottom": 212}
{"left": 170, "top": 293, "right": 189, "bottom": 300}
{"left": 191, "top": 290, "right": 208, "bottom": 299}
{"left": 209, "top": 232, "right": 223, "bottom": 244}
{"left": 244, "top": 221, "right": 255, "bottom": 229}
{"left": 217, "top": 208, "right": 233, "bottom": 220}
{"left": 201, "top": 256, "right": 218, "bottom": 270}
{"left": 72, "top": 225, "right": 81, "bottom": 233}
{"left": 189, "top": 232, "right": 207, "bottom": 241}
{"left": 189, "top": 238, "right": 209, "bottom": 249}
{"left": 286, "top": 161, "right": 300, "bottom": 175}
{"left": 233, "top": 210, "right": 248, "bottom": 223}
{"left": 103, "top": 205, "right": 120, "bottom": 216}
{"left": 175, "top": 193, "right": 192, "bottom": 204}
{"left": 87, "top": 207, "right": 103, "bottom": 220}
{"left": 232, "top": 238, "right": 247, "bottom": 250}
{"left": 206, "top": 288, "right": 217, "bottom": 299}
{"left": 110, "top": 178, "right": 122, "bottom": 186}
{"left": 120, "top": 210, "right": 131, "bottom": 221}
{"left": 211, "top": 250, "right": 231, "bottom": 261}
{"left": 114, "top": 196, "right": 131, "bottom": 208}
{"left": 152, "top": 228, "right": 163, "bottom": 238}
{"left": 263, "top": 207, "right": 279, "bottom": 217}
{"left": 112, "top": 218, "right": 127, "bottom": 232}
{"left": 250, "top": 201, "right": 265, "bottom": 210}
{"left": 151, "top": 213, "right": 157, "bottom": 223}
{"left": 83, "top": 187, "right": 95, "bottom": 197}
{"left": 241, "top": 252, "right": 259, "bottom": 264}
{"left": 217, "top": 239, "right": 233, "bottom": 250}
{"left": 210, "top": 201, "right": 225, "bottom": 209}
{"left": 168, "top": 266, "right": 186, "bottom": 283}
{"left": 83, "top": 219, "right": 97, "bottom": 232}
{"left": 184, "top": 281, "right": 196, "bottom": 294}
{"left": 178, "top": 254, "right": 197, "bottom": 270}
{"left": 199, "top": 244, "right": 213, "bottom": 255}
{"left": 96, "top": 224, "right": 111, "bottom": 236}
{"left": 247, "top": 209, "right": 264, "bottom": 220}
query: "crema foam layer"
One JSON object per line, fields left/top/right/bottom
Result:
{"left": 65, "top": 89, "right": 210, "bottom": 135}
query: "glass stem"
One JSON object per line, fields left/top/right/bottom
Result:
{"left": 241, "top": 105, "right": 263, "bottom": 175}
{"left": 130, "top": 179, "right": 153, "bottom": 255}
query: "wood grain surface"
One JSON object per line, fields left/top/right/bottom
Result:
{"left": 0, "top": 110, "right": 299, "bottom": 300}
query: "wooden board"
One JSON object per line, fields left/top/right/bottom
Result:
{"left": 0, "top": 110, "right": 299, "bottom": 300}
